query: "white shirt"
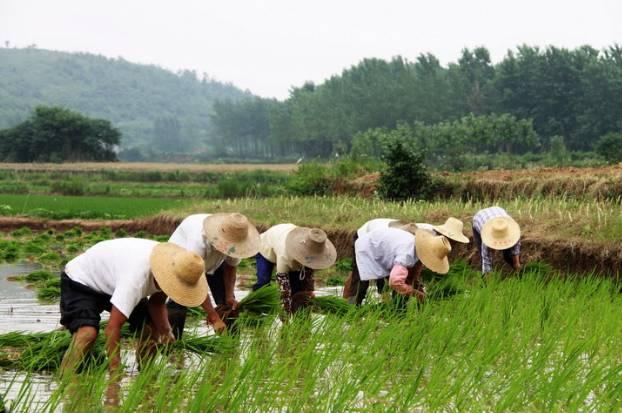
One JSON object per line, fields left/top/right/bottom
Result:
{"left": 258, "top": 223, "right": 301, "bottom": 273}
{"left": 169, "top": 214, "right": 240, "bottom": 274}
{"left": 356, "top": 218, "right": 399, "bottom": 238}
{"left": 355, "top": 228, "right": 418, "bottom": 281}
{"left": 65, "top": 238, "right": 160, "bottom": 318}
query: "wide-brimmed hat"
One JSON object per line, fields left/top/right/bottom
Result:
{"left": 433, "top": 217, "right": 470, "bottom": 244}
{"left": 285, "top": 227, "right": 337, "bottom": 270}
{"left": 150, "top": 243, "right": 208, "bottom": 307}
{"left": 415, "top": 229, "right": 451, "bottom": 274}
{"left": 203, "top": 213, "right": 260, "bottom": 259}
{"left": 481, "top": 217, "right": 521, "bottom": 250}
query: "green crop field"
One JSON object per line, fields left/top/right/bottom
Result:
{"left": 0, "top": 194, "right": 181, "bottom": 219}
{"left": 3, "top": 267, "right": 622, "bottom": 411}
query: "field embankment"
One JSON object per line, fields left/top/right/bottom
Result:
{"left": 0, "top": 162, "right": 297, "bottom": 173}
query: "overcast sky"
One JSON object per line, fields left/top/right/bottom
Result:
{"left": 1, "top": 0, "right": 621, "bottom": 99}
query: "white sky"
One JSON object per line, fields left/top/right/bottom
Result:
{"left": 1, "top": 0, "right": 621, "bottom": 99}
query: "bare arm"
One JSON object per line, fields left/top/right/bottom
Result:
{"left": 389, "top": 262, "right": 425, "bottom": 302}
{"left": 201, "top": 293, "right": 226, "bottom": 334}
{"left": 104, "top": 306, "right": 128, "bottom": 374}
{"left": 223, "top": 263, "right": 238, "bottom": 310}
{"left": 512, "top": 255, "right": 521, "bottom": 271}
{"left": 147, "top": 292, "right": 173, "bottom": 342}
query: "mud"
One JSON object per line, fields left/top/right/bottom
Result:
{"left": 1, "top": 216, "right": 621, "bottom": 277}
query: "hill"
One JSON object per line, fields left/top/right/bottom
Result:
{"left": 0, "top": 47, "right": 250, "bottom": 156}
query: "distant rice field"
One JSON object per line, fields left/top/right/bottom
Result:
{"left": 0, "top": 162, "right": 298, "bottom": 173}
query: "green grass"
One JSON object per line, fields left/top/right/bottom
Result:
{"left": 2, "top": 268, "right": 622, "bottom": 411}
{"left": 0, "top": 193, "right": 181, "bottom": 219}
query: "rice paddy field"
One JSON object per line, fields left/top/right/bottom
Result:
{"left": 1, "top": 162, "right": 621, "bottom": 412}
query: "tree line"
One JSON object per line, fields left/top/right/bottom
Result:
{"left": 210, "top": 45, "right": 622, "bottom": 161}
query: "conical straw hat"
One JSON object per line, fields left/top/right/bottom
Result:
{"left": 285, "top": 227, "right": 337, "bottom": 270}
{"left": 150, "top": 243, "right": 208, "bottom": 307}
{"left": 481, "top": 217, "right": 521, "bottom": 250}
{"left": 415, "top": 229, "right": 451, "bottom": 274}
{"left": 433, "top": 217, "right": 470, "bottom": 243}
{"left": 203, "top": 213, "right": 260, "bottom": 258}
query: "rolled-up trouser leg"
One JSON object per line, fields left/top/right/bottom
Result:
{"left": 254, "top": 254, "right": 275, "bottom": 291}
{"left": 207, "top": 264, "right": 226, "bottom": 306}
{"left": 167, "top": 300, "right": 188, "bottom": 340}
{"left": 376, "top": 277, "right": 386, "bottom": 294}
{"left": 276, "top": 272, "right": 292, "bottom": 314}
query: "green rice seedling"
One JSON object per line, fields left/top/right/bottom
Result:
{"left": 23, "top": 241, "right": 45, "bottom": 255}
{"left": 311, "top": 296, "right": 351, "bottom": 315}
{"left": 24, "top": 270, "right": 53, "bottom": 283}
{"left": 237, "top": 284, "right": 281, "bottom": 315}
{"left": 10, "top": 227, "right": 32, "bottom": 237}
{"left": 172, "top": 333, "right": 235, "bottom": 355}
{"left": 37, "top": 252, "right": 61, "bottom": 263}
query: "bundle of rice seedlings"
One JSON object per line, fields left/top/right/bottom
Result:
{"left": 37, "top": 276, "right": 61, "bottom": 302}
{"left": 237, "top": 284, "right": 280, "bottom": 315}
{"left": 172, "top": 333, "right": 235, "bottom": 355}
{"left": 25, "top": 270, "right": 54, "bottom": 283}
{"left": 311, "top": 295, "right": 351, "bottom": 316}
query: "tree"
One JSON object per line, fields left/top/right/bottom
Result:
{"left": 0, "top": 106, "right": 120, "bottom": 162}
{"left": 595, "top": 132, "right": 622, "bottom": 164}
{"left": 378, "top": 139, "right": 431, "bottom": 201}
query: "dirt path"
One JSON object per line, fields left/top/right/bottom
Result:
{"left": 1, "top": 216, "right": 621, "bottom": 277}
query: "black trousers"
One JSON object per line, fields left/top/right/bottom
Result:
{"left": 167, "top": 263, "right": 227, "bottom": 339}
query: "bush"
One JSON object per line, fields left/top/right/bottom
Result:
{"left": 287, "top": 162, "right": 332, "bottom": 196}
{"left": 378, "top": 139, "right": 431, "bottom": 201}
{"left": 51, "top": 179, "right": 86, "bottom": 196}
{"left": 596, "top": 133, "right": 622, "bottom": 164}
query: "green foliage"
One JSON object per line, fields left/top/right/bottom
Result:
{"left": 0, "top": 106, "right": 120, "bottom": 162}
{"left": 378, "top": 139, "right": 431, "bottom": 201}
{"left": 595, "top": 132, "right": 622, "bottom": 164}
{"left": 0, "top": 48, "right": 248, "bottom": 155}
{"left": 549, "top": 135, "right": 570, "bottom": 164}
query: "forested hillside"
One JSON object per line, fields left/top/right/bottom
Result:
{"left": 211, "top": 45, "right": 622, "bottom": 161}
{"left": 0, "top": 48, "right": 250, "bottom": 157}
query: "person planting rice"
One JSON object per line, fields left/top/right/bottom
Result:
{"left": 59, "top": 238, "right": 208, "bottom": 376}
{"left": 166, "top": 213, "right": 260, "bottom": 336}
{"left": 354, "top": 227, "right": 451, "bottom": 303}
{"left": 472, "top": 206, "right": 522, "bottom": 274}
{"left": 345, "top": 218, "right": 467, "bottom": 305}
{"left": 343, "top": 218, "right": 409, "bottom": 305}
{"left": 254, "top": 224, "right": 337, "bottom": 314}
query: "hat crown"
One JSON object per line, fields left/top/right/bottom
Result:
{"left": 221, "top": 213, "right": 249, "bottom": 242}
{"left": 491, "top": 219, "right": 509, "bottom": 237}
{"left": 305, "top": 228, "right": 327, "bottom": 253}
{"left": 173, "top": 251, "right": 204, "bottom": 285}
{"left": 445, "top": 217, "right": 463, "bottom": 233}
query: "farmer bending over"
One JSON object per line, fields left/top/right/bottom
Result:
{"left": 167, "top": 213, "right": 260, "bottom": 336}
{"left": 355, "top": 227, "right": 451, "bottom": 303}
{"left": 255, "top": 224, "right": 337, "bottom": 314}
{"left": 59, "top": 238, "right": 208, "bottom": 376}
{"left": 472, "top": 206, "right": 522, "bottom": 275}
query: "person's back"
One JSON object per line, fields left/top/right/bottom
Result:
{"left": 355, "top": 227, "right": 416, "bottom": 281}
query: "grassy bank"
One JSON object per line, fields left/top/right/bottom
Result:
{"left": 2, "top": 270, "right": 622, "bottom": 411}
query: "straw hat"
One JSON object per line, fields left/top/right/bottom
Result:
{"left": 433, "top": 217, "right": 470, "bottom": 244}
{"left": 285, "top": 227, "right": 337, "bottom": 270}
{"left": 481, "top": 217, "right": 521, "bottom": 250}
{"left": 203, "top": 213, "right": 260, "bottom": 259}
{"left": 150, "top": 243, "right": 208, "bottom": 307}
{"left": 415, "top": 229, "right": 451, "bottom": 274}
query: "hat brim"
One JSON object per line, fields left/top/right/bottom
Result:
{"left": 203, "top": 214, "right": 260, "bottom": 259}
{"left": 150, "top": 243, "right": 208, "bottom": 308}
{"left": 433, "top": 225, "right": 470, "bottom": 244}
{"left": 415, "top": 230, "right": 450, "bottom": 274}
{"left": 285, "top": 227, "right": 337, "bottom": 270}
{"left": 481, "top": 217, "right": 521, "bottom": 251}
